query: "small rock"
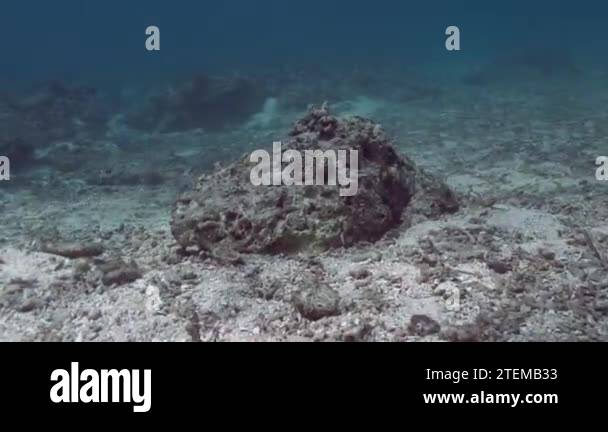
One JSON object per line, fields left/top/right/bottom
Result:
{"left": 354, "top": 280, "right": 369, "bottom": 289}
{"left": 99, "top": 259, "right": 142, "bottom": 286}
{"left": 510, "top": 284, "right": 526, "bottom": 294}
{"left": 538, "top": 247, "right": 556, "bottom": 261}
{"left": 102, "top": 268, "right": 142, "bottom": 287}
{"left": 180, "top": 271, "right": 197, "bottom": 281}
{"left": 0, "top": 284, "right": 24, "bottom": 308}
{"left": 10, "top": 278, "right": 37, "bottom": 289}
{"left": 370, "top": 252, "right": 383, "bottom": 262}
{"left": 487, "top": 259, "right": 512, "bottom": 274}
{"left": 595, "top": 301, "right": 608, "bottom": 313}
{"left": 349, "top": 267, "right": 372, "bottom": 280}
{"left": 42, "top": 242, "right": 105, "bottom": 259}
{"left": 352, "top": 253, "right": 371, "bottom": 263}
{"left": 17, "top": 298, "right": 42, "bottom": 313}
{"left": 588, "top": 269, "right": 605, "bottom": 286}
{"left": 343, "top": 324, "right": 372, "bottom": 342}
{"left": 408, "top": 315, "right": 441, "bottom": 336}
{"left": 441, "top": 325, "right": 481, "bottom": 342}
{"left": 293, "top": 280, "right": 340, "bottom": 321}
{"left": 88, "top": 310, "right": 103, "bottom": 321}
{"left": 422, "top": 254, "right": 439, "bottom": 267}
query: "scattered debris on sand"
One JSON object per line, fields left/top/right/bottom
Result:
{"left": 1, "top": 70, "right": 608, "bottom": 342}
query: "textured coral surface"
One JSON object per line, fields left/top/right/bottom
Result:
{"left": 171, "top": 106, "right": 457, "bottom": 256}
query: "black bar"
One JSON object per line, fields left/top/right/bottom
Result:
{"left": 0, "top": 343, "right": 605, "bottom": 420}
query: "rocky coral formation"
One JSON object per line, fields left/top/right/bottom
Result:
{"left": 0, "top": 81, "right": 109, "bottom": 174}
{"left": 126, "top": 74, "right": 268, "bottom": 132}
{"left": 3, "top": 81, "right": 108, "bottom": 141}
{"left": 171, "top": 105, "right": 458, "bottom": 256}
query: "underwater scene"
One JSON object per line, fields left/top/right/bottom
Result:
{"left": 1, "top": 0, "right": 608, "bottom": 342}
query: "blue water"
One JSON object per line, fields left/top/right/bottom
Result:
{"left": 1, "top": 0, "right": 606, "bottom": 85}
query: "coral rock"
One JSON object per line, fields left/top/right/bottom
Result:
{"left": 292, "top": 278, "right": 341, "bottom": 321}
{"left": 171, "top": 105, "right": 458, "bottom": 255}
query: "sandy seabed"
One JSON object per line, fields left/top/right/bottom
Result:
{"left": 2, "top": 75, "right": 608, "bottom": 342}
